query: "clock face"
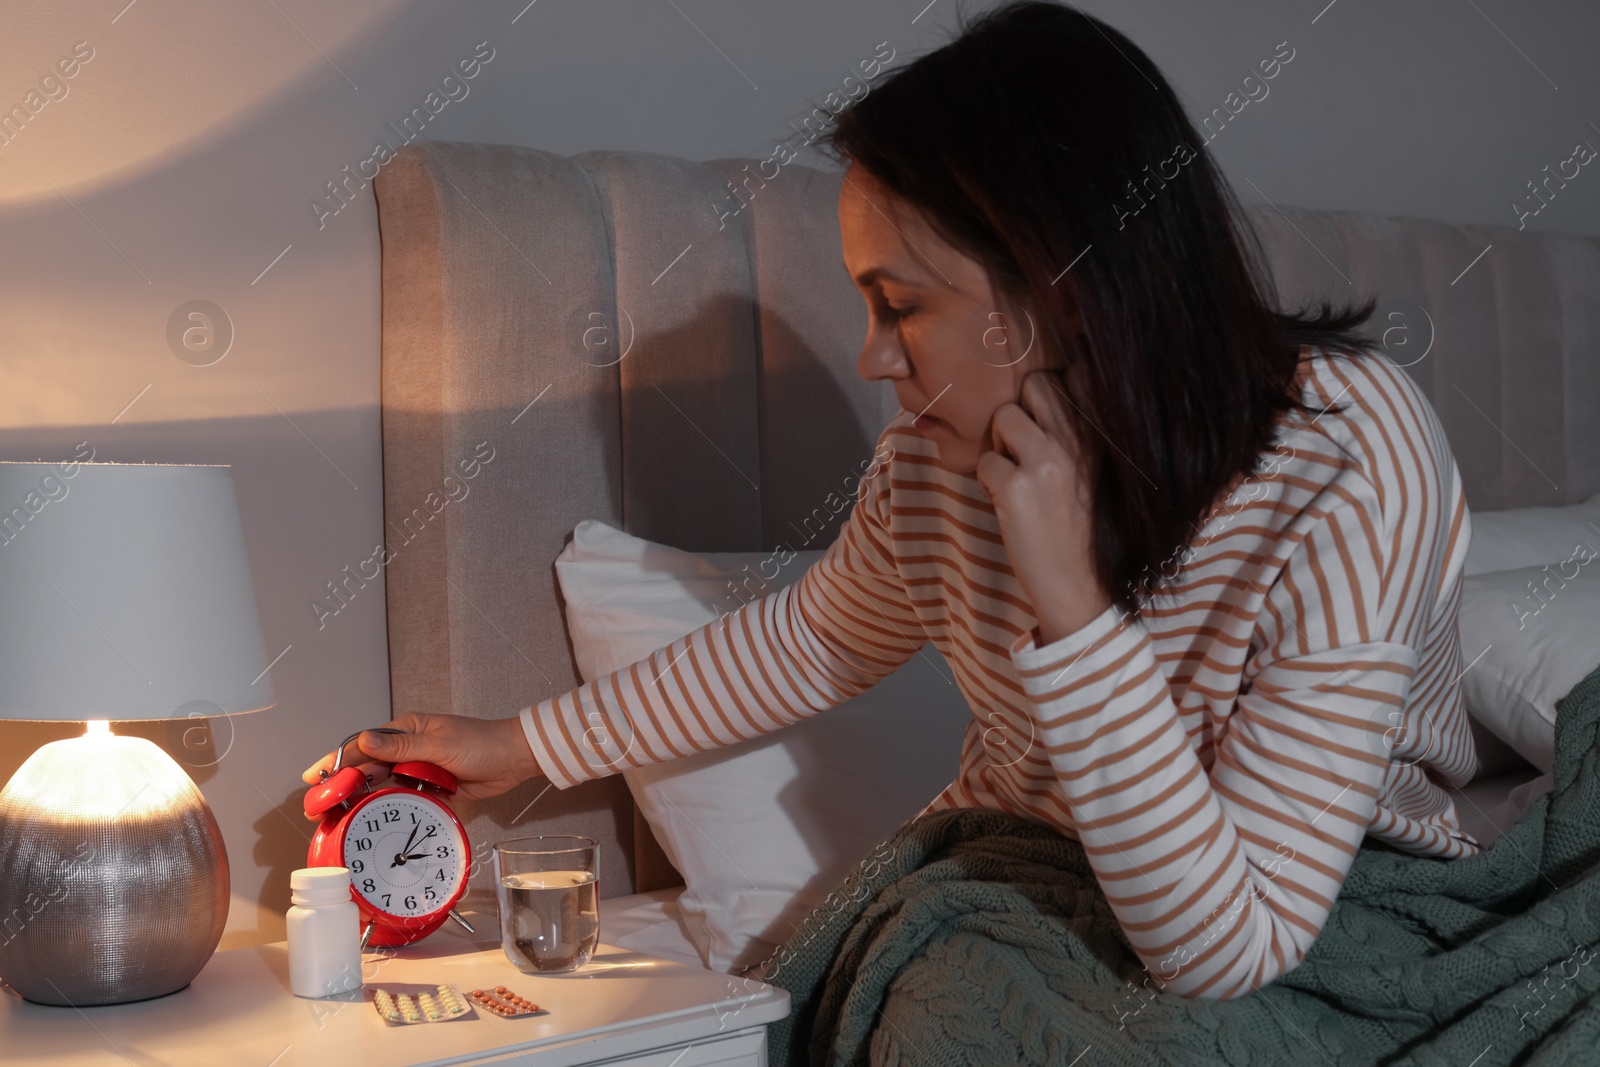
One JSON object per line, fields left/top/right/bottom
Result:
{"left": 341, "top": 791, "right": 466, "bottom": 920}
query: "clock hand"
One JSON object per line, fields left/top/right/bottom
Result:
{"left": 388, "top": 821, "right": 423, "bottom": 867}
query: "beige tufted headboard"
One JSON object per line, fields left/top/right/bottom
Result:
{"left": 373, "top": 139, "right": 1600, "bottom": 908}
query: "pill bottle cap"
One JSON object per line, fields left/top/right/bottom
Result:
{"left": 291, "top": 866, "right": 355, "bottom": 907}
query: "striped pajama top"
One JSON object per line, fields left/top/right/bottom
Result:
{"left": 519, "top": 345, "right": 1482, "bottom": 1000}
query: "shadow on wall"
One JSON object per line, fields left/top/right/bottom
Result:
{"left": 0, "top": 1, "right": 414, "bottom": 210}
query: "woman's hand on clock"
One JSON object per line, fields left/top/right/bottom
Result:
{"left": 299, "top": 712, "right": 541, "bottom": 804}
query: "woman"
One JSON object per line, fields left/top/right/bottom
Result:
{"left": 304, "top": 0, "right": 1479, "bottom": 1001}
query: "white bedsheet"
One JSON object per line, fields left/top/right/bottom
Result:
{"left": 598, "top": 769, "right": 1554, "bottom": 974}
{"left": 599, "top": 887, "right": 706, "bottom": 969}
{"left": 1448, "top": 766, "right": 1553, "bottom": 848}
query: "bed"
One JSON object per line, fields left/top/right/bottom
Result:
{"left": 372, "top": 139, "right": 1600, "bottom": 974}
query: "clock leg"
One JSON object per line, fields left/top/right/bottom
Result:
{"left": 360, "top": 921, "right": 375, "bottom": 952}
{"left": 448, "top": 909, "right": 476, "bottom": 934}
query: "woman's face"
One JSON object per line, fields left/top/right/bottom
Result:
{"left": 839, "top": 163, "right": 1079, "bottom": 475}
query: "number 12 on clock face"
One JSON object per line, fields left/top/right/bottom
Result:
{"left": 342, "top": 793, "right": 467, "bottom": 920}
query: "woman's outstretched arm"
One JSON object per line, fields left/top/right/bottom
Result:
{"left": 300, "top": 440, "right": 926, "bottom": 797}
{"left": 519, "top": 443, "right": 929, "bottom": 789}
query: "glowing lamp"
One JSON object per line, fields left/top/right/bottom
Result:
{"left": 0, "top": 461, "right": 275, "bottom": 1006}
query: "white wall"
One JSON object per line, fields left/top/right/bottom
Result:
{"left": 0, "top": 0, "right": 1594, "bottom": 950}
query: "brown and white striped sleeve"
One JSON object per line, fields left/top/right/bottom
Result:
{"left": 519, "top": 438, "right": 927, "bottom": 789}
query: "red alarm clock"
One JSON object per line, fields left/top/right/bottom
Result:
{"left": 304, "top": 728, "right": 474, "bottom": 949}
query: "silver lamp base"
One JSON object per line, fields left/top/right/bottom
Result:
{"left": 0, "top": 729, "right": 229, "bottom": 1006}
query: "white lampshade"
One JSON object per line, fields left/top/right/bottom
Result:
{"left": 0, "top": 460, "right": 275, "bottom": 721}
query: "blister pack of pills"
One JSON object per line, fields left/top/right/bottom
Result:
{"left": 368, "top": 982, "right": 473, "bottom": 1025}
{"left": 469, "top": 985, "right": 548, "bottom": 1017}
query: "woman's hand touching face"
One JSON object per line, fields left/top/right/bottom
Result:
{"left": 976, "top": 365, "right": 1114, "bottom": 647}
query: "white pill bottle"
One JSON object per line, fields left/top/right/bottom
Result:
{"left": 287, "top": 867, "right": 364, "bottom": 998}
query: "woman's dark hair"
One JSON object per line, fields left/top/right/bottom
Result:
{"left": 814, "top": 0, "right": 1381, "bottom": 617}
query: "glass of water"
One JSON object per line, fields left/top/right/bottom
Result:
{"left": 493, "top": 835, "right": 599, "bottom": 974}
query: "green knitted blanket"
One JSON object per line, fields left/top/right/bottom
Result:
{"left": 754, "top": 661, "right": 1600, "bottom": 1066}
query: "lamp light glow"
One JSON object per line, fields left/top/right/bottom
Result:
{"left": 5, "top": 730, "right": 205, "bottom": 822}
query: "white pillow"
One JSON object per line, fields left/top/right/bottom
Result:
{"left": 1465, "top": 491, "right": 1600, "bottom": 576}
{"left": 553, "top": 519, "right": 971, "bottom": 973}
{"left": 1457, "top": 552, "right": 1600, "bottom": 774}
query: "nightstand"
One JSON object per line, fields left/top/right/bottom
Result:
{"left": 0, "top": 906, "right": 790, "bottom": 1066}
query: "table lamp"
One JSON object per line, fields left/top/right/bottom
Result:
{"left": 0, "top": 460, "right": 275, "bottom": 1007}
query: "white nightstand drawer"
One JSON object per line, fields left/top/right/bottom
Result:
{"left": 466, "top": 1026, "right": 768, "bottom": 1067}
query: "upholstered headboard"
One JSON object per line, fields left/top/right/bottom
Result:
{"left": 373, "top": 139, "right": 1600, "bottom": 908}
